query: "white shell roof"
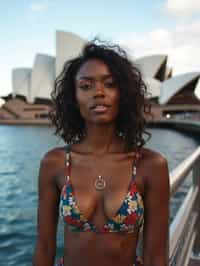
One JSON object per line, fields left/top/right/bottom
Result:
{"left": 56, "top": 31, "right": 86, "bottom": 77}
{"left": 135, "top": 55, "right": 167, "bottom": 78}
{"left": 165, "top": 66, "right": 172, "bottom": 79}
{"left": 144, "top": 77, "right": 161, "bottom": 98}
{"left": 12, "top": 68, "right": 32, "bottom": 100}
{"left": 30, "top": 53, "right": 55, "bottom": 103}
{"left": 194, "top": 79, "right": 200, "bottom": 100}
{"left": 159, "top": 72, "right": 200, "bottom": 104}
{"left": 0, "top": 98, "right": 5, "bottom": 107}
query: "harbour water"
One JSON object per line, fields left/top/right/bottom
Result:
{"left": 0, "top": 125, "right": 199, "bottom": 266}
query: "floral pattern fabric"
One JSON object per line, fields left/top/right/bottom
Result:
{"left": 60, "top": 177, "right": 144, "bottom": 233}
{"left": 56, "top": 255, "right": 143, "bottom": 266}
{"left": 58, "top": 145, "right": 144, "bottom": 265}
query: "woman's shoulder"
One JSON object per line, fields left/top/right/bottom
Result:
{"left": 40, "top": 146, "right": 66, "bottom": 173}
{"left": 139, "top": 147, "right": 169, "bottom": 186}
{"left": 140, "top": 147, "right": 168, "bottom": 163}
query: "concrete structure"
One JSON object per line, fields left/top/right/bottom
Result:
{"left": 0, "top": 31, "right": 87, "bottom": 124}
{"left": 159, "top": 72, "right": 200, "bottom": 105}
{"left": 1, "top": 30, "right": 200, "bottom": 125}
{"left": 30, "top": 53, "right": 55, "bottom": 103}
{"left": 10, "top": 31, "right": 85, "bottom": 104}
{"left": 0, "top": 98, "right": 5, "bottom": 107}
{"left": 56, "top": 30, "right": 86, "bottom": 77}
{"left": 194, "top": 79, "right": 200, "bottom": 99}
{"left": 165, "top": 66, "right": 173, "bottom": 79}
{"left": 144, "top": 77, "right": 161, "bottom": 99}
{"left": 135, "top": 55, "right": 168, "bottom": 81}
{"left": 149, "top": 104, "right": 200, "bottom": 121}
{"left": 12, "top": 68, "right": 31, "bottom": 100}
{"left": 0, "top": 98, "right": 51, "bottom": 124}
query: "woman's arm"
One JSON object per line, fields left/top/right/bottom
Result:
{"left": 143, "top": 153, "right": 170, "bottom": 266}
{"left": 33, "top": 150, "right": 61, "bottom": 266}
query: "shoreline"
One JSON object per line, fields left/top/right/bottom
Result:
{"left": 0, "top": 119, "right": 51, "bottom": 126}
{"left": 148, "top": 119, "right": 200, "bottom": 137}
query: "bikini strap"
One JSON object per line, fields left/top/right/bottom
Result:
{"left": 132, "top": 147, "right": 142, "bottom": 179}
{"left": 65, "top": 143, "right": 71, "bottom": 153}
{"left": 64, "top": 144, "right": 71, "bottom": 181}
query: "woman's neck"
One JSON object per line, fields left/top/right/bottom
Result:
{"left": 83, "top": 123, "right": 123, "bottom": 155}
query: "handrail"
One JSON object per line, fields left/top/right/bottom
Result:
{"left": 169, "top": 146, "right": 200, "bottom": 265}
{"left": 170, "top": 146, "right": 200, "bottom": 196}
{"left": 169, "top": 187, "right": 198, "bottom": 264}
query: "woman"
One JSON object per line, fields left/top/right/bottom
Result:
{"left": 33, "top": 41, "right": 170, "bottom": 266}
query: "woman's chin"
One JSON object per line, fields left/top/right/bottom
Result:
{"left": 89, "top": 116, "right": 115, "bottom": 125}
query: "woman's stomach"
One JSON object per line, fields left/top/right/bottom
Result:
{"left": 63, "top": 228, "right": 139, "bottom": 266}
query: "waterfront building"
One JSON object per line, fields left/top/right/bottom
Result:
{"left": 135, "top": 54, "right": 169, "bottom": 81}
{"left": 30, "top": 53, "right": 55, "bottom": 104}
{"left": 0, "top": 30, "right": 200, "bottom": 125}
{"left": 12, "top": 68, "right": 32, "bottom": 101}
{"left": 56, "top": 31, "right": 86, "bottom": 77}
{"left": 151, "top": 72, "right": 200, "bottom": 121}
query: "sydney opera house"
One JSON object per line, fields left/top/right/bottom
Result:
{"left": 0, "top": 30, "right": 200, "bottom": 125}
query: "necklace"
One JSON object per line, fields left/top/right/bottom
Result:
{"left": 87, "top": 136, "right": 122, "bottom": 191}
{"left": 94, "top": 175, "right": 106, "bottom": 191}
{"left": 92, "top": 153, "right": 108, "bottom": 191}
{"left": 93, "top": 155, "right": 107, "bottom": 191}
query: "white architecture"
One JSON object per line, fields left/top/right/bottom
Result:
{"left": 194, "top": 79, "right": 200, "bottom": 100}
{"left": 0, "top": 98, "right": 5, "bottom": 107}
{"left": 12, "top": 68, "right": 32, "bottom": 100}
{"left": 56, "top": 31, "right": 86, "bottom": 77}
{"left": 9, "top": 30, "right": 200, "bottom": 105}
{"left": 144, "top": 77, "right": 161, "bottom": 99}
{"left": 135, "top": 55, "right": 167, "bottom": 80}
{"left": 165, "top": 66, "right": 172, "bottom": 79}
{"left": 30, "top": 53, "right": 55, "bottom": 103}
{"left": 159, "top": 72, "right": 200, "bottom": 104}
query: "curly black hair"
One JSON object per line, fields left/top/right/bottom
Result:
{"left": 49, "top": 40, "right": 152, "bottom": 151}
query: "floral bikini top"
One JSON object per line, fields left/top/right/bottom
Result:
{"left": 60, "top": 144, "right": 144, "bottom": 234}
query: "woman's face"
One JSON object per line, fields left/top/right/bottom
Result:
{"left": 75, "top": 59, "right": 120, "bottom": 125}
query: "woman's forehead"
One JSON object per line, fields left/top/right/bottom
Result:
{"left": 76, "top": 59, "right": 112, "bottom": 81}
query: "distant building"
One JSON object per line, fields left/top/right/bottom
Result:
{"left": 154, "top": 72, "right": 200, "bottom": 121}
{"left": 135, "top": 54, "right": 168, "bottom": 81}
{"left": 10, "top": 31, "right": 85, "bottom": 105}
{"left": 159, "top": 72, "right": 200, "bottom": 105}
{"left": 0, "top": 98, "right": 51, "bottom": 124}
{"left": 56, "top": 31, "right": 86, "bottom": 77}
{"left": 0, "top": 30, "right": 200, "bottom": 125}
{"left": 12, "top": 68, "right": 32, "bottom": 101}
{"left": 30, "top": 53, "right": 55, "bottom": 103}
{"left": 0, "top": 98, "right": 5, "bottom": 107}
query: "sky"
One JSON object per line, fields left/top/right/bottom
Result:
{"left": 0, "top": 0, "right": 200, "bottom": 97}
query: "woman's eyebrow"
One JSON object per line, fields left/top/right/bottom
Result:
{"left": 76, "top": 74, "right": 113, "bottom": 81}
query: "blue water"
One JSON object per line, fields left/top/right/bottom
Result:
{"left": 0, "top": 125, "right": 199, "bottom": 266}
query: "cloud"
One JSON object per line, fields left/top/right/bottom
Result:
{"left": 29, "top": 1, "right": 48, "bottom": 12}
{"left": 164, "top": 0, "right": 200, "bottom": 17}
{"left": 116, "top": 19, "right": 200, "bottom": 76}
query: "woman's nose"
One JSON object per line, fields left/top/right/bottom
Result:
{"left": 93, "top": 82, "right": 105, "bottom": 97}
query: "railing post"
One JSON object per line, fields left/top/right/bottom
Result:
{"left": 192, "top": 157, "right": 200, "bottom": 257}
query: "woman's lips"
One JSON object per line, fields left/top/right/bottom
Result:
{"left": 92, "top": 105, "right": 109, "bottom": 113}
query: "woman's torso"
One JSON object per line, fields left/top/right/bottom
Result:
{"left": 55, "top": 143, "right": 148, "bottom": 266}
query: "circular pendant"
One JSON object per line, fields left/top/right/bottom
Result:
{"left": 94, "top": 175, "right": 106, "bottom": 191}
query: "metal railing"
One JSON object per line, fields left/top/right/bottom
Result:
{"left": 169, "top": 146, "right": 200, "bottom": 265}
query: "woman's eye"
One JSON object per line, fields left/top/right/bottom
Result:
{"left": 104, "top": 81, "right": 116, "bottom": 88}
{"left": 79, "top": 84, "right": 92, "bottom": 90}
